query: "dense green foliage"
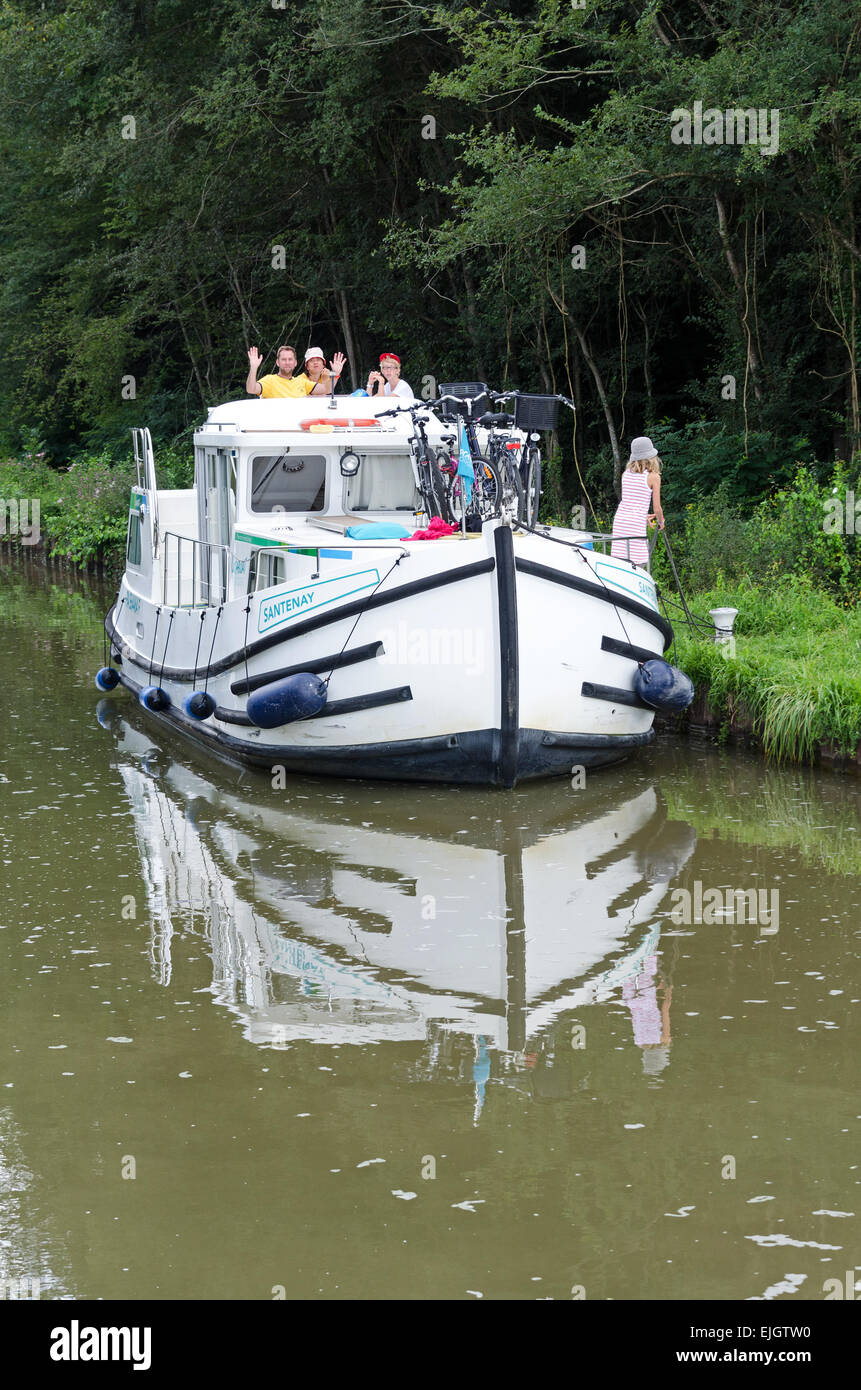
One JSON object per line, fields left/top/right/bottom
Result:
{"left": 650, "top": 461, "right": 861, "bottom": 601}
{"left": 0, "top": 0, "right": 858, "bottom": 517}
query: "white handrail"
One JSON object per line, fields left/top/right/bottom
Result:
{"left": 131, "top": 427, "right": 161, "bottom": 557}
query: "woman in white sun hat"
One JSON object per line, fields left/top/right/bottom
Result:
{"left": 611, "top": 436, "right": 665, "bottom": 566}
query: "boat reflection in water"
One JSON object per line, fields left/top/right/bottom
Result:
{"left": 101, "top": 704, "right": 696, "bottom": 1100}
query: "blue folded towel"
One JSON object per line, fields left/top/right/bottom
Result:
{"left": 346, "top": 522, "right": 413, "bottom": 540}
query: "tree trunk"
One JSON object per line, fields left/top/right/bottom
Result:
{"left": 460, "top": 258, "right": 486, "bottom": 380}
{"left": 715, "top": 193, "right": 764, "bottom": 403}
{"left": 334, "top": 288, "right": 359, "bottom": 392}
{"left": 572, "top": 321, "right": 622, "bottom": 493}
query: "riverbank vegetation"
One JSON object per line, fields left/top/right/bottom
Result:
{"left": 647, "top": 463, "right": 861, "bottom": 764}
{"left": 669, "top": 580, "right": 861, "bottom": 762}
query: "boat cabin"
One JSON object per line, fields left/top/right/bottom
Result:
{"left": 125, "top": 397, "right": 455, "bottom": 609}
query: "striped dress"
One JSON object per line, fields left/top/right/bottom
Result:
{"left": 611, "top": 469, "right": 652, "bottom": 564}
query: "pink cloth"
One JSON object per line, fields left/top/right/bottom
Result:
{"left": 409, "top": 518, "right": 458, "bottom": 541}
{"left": 611, "top": 470, "right": 652, "bottom": 564}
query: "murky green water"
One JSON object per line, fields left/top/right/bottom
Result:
{"left": 1, "top": 559, "right": 859, "bottom": 1301}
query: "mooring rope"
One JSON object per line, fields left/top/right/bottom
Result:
{"left": 202, "top": 606, "right": 223, "bottom": 696}
{"left": 322, "top": 551, "right": 408, "bottom": 687}
{"left": 156, "top": 610, "right": 175, "bottom": 691}
{"left": 242, "top": 600, "right": 252, "bottom": 693}
{"left": 655, "top": 531, "right": 714, "bottom": 639}
{"left": 192, "top": 610, "right": 205, "bottom": 686}
{"left": 147, "top": 608, "right": 161, "bottom": 684}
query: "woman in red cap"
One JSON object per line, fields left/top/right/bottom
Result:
{"left": 367, "top": 352, "right": 414, "bottom": 401}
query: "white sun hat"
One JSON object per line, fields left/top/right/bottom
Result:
{"left": 629, "top": 436, "right": 658, "bottom": 462}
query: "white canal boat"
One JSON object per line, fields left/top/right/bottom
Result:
{"left": 101, "top": 395, "right": 675, "bottom": 785}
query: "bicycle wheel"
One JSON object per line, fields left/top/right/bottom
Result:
{"left": 419, "top": 449, "right": 450, "bottom": 521}
{"left": 446, "top": 456, "right": 501, "bottom": 524}
{"left": 521, "top": 446, "right": 542, "bottom": 526}
{"left": 472, "top": 456, "right": 502, "bottom": 519}
{"left": 494, "top": 447, "right": 523, "bottom": 520}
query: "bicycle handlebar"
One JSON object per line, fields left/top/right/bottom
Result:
{"left": 377, "top": 389, "right": 574, "bottom": 423}
{"left": 377, "top": 393, "right": 466, "bottom": 420}
{"left": 489, "top": 388, "right": 575, "bottom": 411}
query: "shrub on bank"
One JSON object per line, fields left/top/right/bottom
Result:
{"left": 0, "top": 437, "right": 194, "bottom": 566}
{"left": 47, "top": 452, "right": 136, "bottom": 565}
{"left": 655, "top": 463, "right": 860, "bottom": 602}
{"left": 0, "top": 448, "right": 135, "bottom": 566}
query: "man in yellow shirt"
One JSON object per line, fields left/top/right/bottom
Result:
{"left": 246, "top": 344, "right": 348, "bottom": 398}
{"left": 246, "top": 344, "right": 314, "bottom": 398}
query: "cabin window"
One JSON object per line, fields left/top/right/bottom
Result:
{"left": 126, "top": 511, "right": 142, "bottom": 566}
{"left": 343, "top": 453, "right": 420, "bottom": 511}
{"left": 248, "top": 550, "right": 287, "bottom": 592}
{"left": 250, "top": 453, "right": 326, "bottom": 513}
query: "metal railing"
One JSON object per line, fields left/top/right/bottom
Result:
{"left": 162, "top": 531, "right": 229, "bottom": 608}
{"left": 585, "top": 530, "right": 658, "bottom": 571}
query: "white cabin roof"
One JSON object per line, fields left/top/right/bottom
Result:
{"left": 197, "top": 395, "right": 450, "bottom": 445}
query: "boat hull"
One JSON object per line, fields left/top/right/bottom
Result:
{"left": 112, "top": 669, "right": 654, "bottom": 784}
{"left": 105, "top": 521, "right": 670, "bottom": 787}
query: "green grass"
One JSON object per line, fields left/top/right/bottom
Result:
{"left": 669, "top": 577, "right": 861, "bottom": 762}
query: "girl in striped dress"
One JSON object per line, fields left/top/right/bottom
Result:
{"left": 611, "top": 436, "right": 665, "bottom": 565}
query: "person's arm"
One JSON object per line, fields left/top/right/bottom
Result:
{"left": 366, "top": 370, "right": 383, "bottom": 396}
{"left": 311, "top": 350, "right": 347, "bottom": 396}
{"left": 246, "top": 346, "right": 263, "bottom": 396}
{"left": 649, "top": 471, "right": 665, "bottom": 528}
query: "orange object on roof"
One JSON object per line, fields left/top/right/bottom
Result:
{"left": 299, "top": 417, "right": 380, "bottom": 431}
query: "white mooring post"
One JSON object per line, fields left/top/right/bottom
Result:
{"left": 708, "top": 607, "right": 738, "bottom": 645}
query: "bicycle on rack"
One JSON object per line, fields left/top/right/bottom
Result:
{"left": 439, "top": 383, "right": 573, "bottom": 528}
{"left": 476, "top": 404, "right": 526, "bottom": 521}
{"left": 484, "top": 390, "right": 573, "bottom": 528}
{"left": 377, "top": 399, "right": 452, "bottom": 521}
{"left": 435, "top": 383, "right": 502, "bottom": 526}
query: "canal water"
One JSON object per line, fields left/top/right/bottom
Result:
{"left": 1, "top": 559, "right": 859, "bottom": 1301}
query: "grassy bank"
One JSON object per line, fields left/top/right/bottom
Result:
{"left": 666, "top": 579, "right": 861, "bottom": 763}
{"left": 645, "top": 463, "right": 861, "bottom": 766}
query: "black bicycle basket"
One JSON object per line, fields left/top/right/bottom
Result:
{"left": 438, "top": 382, "right": 490, "bottom": 421}
{"left": 512, "top": 394, "right": 559, "bottom": 432}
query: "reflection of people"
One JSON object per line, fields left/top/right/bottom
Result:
{"left": 367, "top": 352, "right": 414, "bottom": 400}
{"left": 611, "top": 437, "right": 665, "bottom": 566}
{"left": 622, "top": 953, "right": 672, "bottom": 1075}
